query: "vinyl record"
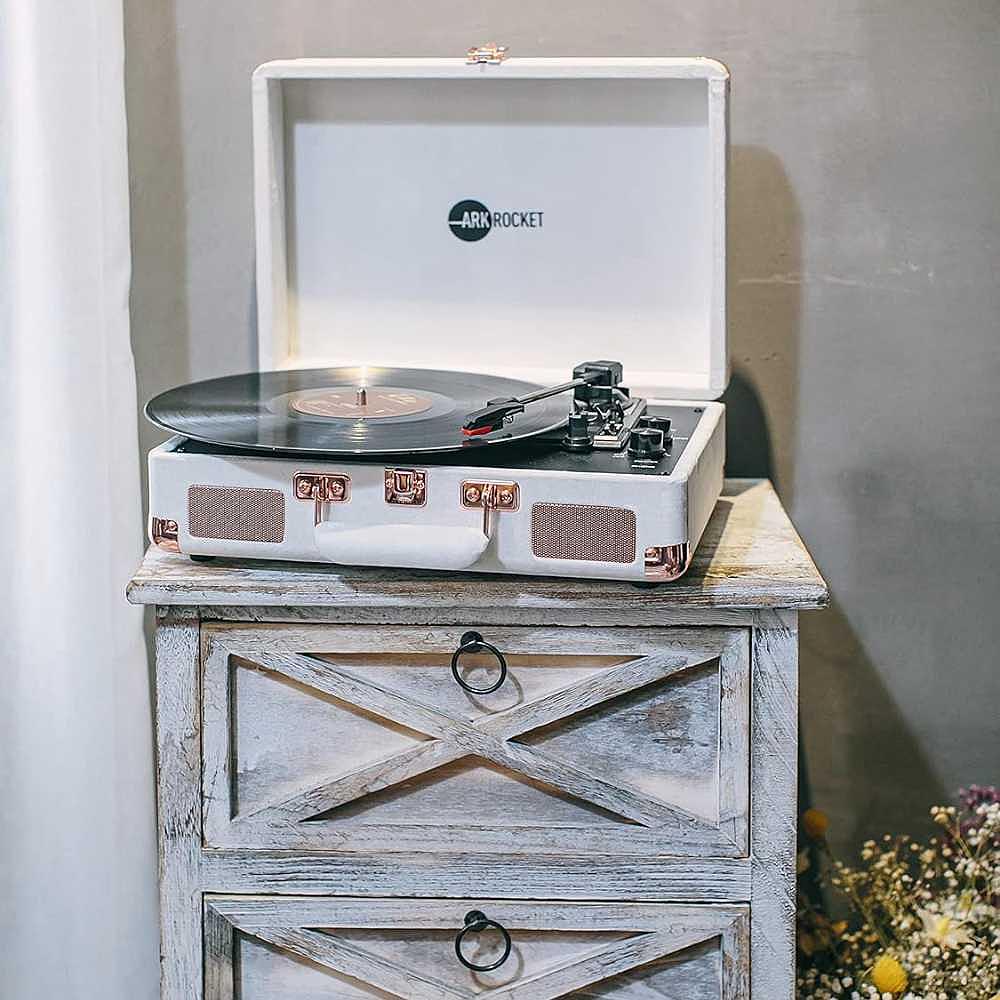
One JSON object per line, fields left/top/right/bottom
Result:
{"left": 145, "top": 367, "right": 569, "bottom": 455}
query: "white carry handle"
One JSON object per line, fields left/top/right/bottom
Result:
{"left": 314, "top": 522, "right": 490, "bottom": 570}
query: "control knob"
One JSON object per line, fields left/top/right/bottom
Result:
{"left": 628, "top": 427, "right": 666, "bottom": 460}
{"left": 639, "top": 415, "right": 672, "bottom": 440}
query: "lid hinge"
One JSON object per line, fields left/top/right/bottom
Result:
{"left": 466, "top": 42, "right": 508, "bottom": 65}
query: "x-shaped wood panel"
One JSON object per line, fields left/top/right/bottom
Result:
{"left": 205, "top": 897, "right": 750, "bottom": 1000}
{"left": 201, "top": 627, "right": 749, "bottom": 855}
{"left": 242, "top": 649, "right": 706, "bottom": 828}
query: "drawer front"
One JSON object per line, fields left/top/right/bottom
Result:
{"left": 204, "top": 896, "right": 749, "bottom": 1000}
{"left": 202, "top": 624, "right": 749, "bottom": 856}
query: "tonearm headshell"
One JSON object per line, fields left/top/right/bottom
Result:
{"left": 462, "top": 359, "right": 646, "bottom": 451}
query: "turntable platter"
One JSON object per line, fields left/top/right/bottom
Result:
{"left": 145, "top": 366, "right": 568, "bottom": 456}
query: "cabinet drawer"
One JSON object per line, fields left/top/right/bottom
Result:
{"left": 204, "top": 896, "right": 749, "bottom": 1000}
{"left": 201, "top": 624, "right": 749, "bottom": 857}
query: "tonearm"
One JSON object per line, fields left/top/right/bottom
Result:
{"left": 463, "top": 360, "right": 627, "bottom": 434}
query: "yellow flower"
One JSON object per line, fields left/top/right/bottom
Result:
{"left": 802, "top": 808, "right": 829, "bottom": 840}
{"left": 871, "top": 954, "right": 908, "bottom": 995}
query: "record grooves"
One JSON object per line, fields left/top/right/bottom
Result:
{"left": 145, "top": 367, "right": 570, "bottom": 456}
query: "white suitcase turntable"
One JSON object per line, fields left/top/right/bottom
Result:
{"left": 147, "top": 53, "right": 730, "bottom": 583}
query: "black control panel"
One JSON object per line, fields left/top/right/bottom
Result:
{"left": 475, "top": 403, "right": 700, "bottom": 477}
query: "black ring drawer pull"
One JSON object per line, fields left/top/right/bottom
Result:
{"left": 450, "top": 631, "right": 508, "bottom": 695}
{"left": 454, "top": 910, "right": 512, "bottom": 972}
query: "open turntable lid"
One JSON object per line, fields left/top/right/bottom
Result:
{"left": 253, "top": 56, "right": 729, "bottom": 400}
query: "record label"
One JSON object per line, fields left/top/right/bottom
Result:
{"left": 288, "top": 387, "right": 434, "bottom": 419}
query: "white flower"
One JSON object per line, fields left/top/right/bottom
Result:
{"left": 920, "top": 907, "right": 971, "bottom": 948}
{"left": 918, "top": 896, "right": 998, "bottom": 948}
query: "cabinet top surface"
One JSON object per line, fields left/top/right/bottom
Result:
{"left": 128, "top": 479, "right": 826, "bottom": 613}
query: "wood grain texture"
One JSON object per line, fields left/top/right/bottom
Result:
{"left": 248, "top": 925, "right": 468, "bottom": 1000}
{"left": 749, "top": 610, "right": 799, "bottom": 1000}
{"left": 203, "top": 901, "right": 235, "bottom": 1000}
{"left": 207, "top": 897, "right": 744, "bottom": 930}
{"left": 128, "top": 480, "right": 827, "bottom": 614}
{"left": 722, "top": 909, "right": 751, "bottom": 1000}
{"left": 197, "top": 604, "right": 756, "bottom": 626}
{"left": 200, "top": 624, "right": 749, "bottom": 856}
{"left": 154, "top": 611, "right": 203, "bottom": 1000}
{"left": 230, "top": 933, "right": 727, "bottom": 999}
{"left": 200, "top": 851, "right": 752, "bottom": 901}
{"left": 203, "top": 897, "right": 748, "bottom": 1000}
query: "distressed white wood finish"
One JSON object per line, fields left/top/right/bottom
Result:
{"left": 204, "top": 901, "right": 235, "bottom": 1000}
{"left": 205, "top": 897, "right": 748, "bottom": 1000}
{"left": 128, "top": 480, "right": 828, "bottom": 615}
{"left": 154, "top": 610, "right": 203, "bottom": 1000}
{"left": 749, "top": 610, "right": 800, "bottom": 1000}
{"left": 199, "top": 851, "right": 752, "bottom": 901}
{"left": 135, "top": 479, "right": 825, "bottom": 1000}
{"left": 201, "top": 624, "right": 749, "bottom": 856}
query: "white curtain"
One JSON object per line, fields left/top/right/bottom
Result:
{"left": 0, "top": 1, "right": 159, "bottom": 997}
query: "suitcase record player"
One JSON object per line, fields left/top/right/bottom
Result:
{"left": 146, "top": 54, "right": 730, "bottom": 582}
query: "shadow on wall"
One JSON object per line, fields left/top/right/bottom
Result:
{"left": 723, "top": 146, "right": 944, "bottom": 858}
{"left": 725, "top": 146, "right": 800, "bottom": 505}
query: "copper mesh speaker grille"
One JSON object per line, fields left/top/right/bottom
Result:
{"left": 530, "top": 503, "right": 636, "bottom": 563}
{"left": 187, "top": 486, "right": 285, "bottom": 543}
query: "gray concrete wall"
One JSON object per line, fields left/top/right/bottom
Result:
{"left": 125, "top": 0, "right": 1000, "bottom": 855}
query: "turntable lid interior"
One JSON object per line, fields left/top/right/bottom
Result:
{"left": 253, "top": 58, "right": 728, "bottom": 400}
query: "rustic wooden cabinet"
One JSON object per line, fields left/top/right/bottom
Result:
{"left": 129, "top": 479, "right": 826, "bottom": 1000}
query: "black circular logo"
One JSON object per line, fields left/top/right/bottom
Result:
{"left": 448, "top": 199, "right": 492, "bottom": 242}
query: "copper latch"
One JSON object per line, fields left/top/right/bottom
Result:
{"left": 466, "top": 42, "right": 508, "bottom": 65}
{"left": 462, "top": 481, "right": 519, "bottom": 512}
{"left": 294, "top": 472, "right": 351, "bottom": 525}
{"left": 462, "top": 481, "right": 519, "bottom": 537}
{"left": 385, "top": 469, "right": 427, "bottom": 506}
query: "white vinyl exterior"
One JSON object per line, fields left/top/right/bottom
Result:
{"left": 148, "top": 402, "right": 724, "bottom": 582}
{"left": 252, "top": 57, "right": 729, "bottom": 401}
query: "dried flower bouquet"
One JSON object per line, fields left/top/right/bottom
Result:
{"left": 797, "top": 786, "right": 1000, "bottom": 1000}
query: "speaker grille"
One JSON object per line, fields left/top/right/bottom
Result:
{"left": 187, "top": 486, "right": 285, "bottom": 543}
{"left": 531, "top": 503, "right": 636, "bottom": 563}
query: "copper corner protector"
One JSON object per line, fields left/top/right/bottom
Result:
{"left": 643, "top": 543, "right": 691, "bottom": 582}
{"left": 151, "top": 516, "right": 180, "bottom": 553}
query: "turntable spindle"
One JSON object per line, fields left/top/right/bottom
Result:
{"left": 356, "top": 386, "right": 368, "bottom": 408}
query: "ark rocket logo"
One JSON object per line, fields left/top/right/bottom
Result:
{"left": 448, "top": 199, "right": 544, "bottom": 242}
